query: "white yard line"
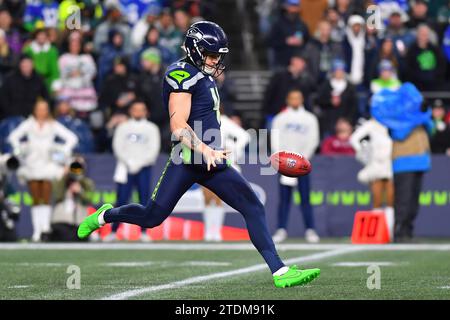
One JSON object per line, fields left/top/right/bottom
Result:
{"left": 102, "top": 246, "right": 362, "bottom": 300}
{"left": 1, "top": 243, "right": 450, "bottom": 251}
{"left": 332, "top": 261, "right": 401, "bottom": 267}
{"left": 102, "top": 261, "right": 231, "bottom": 267}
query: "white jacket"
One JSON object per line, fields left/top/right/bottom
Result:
{"left": 271, "top": 106, "right": 320, "bottom": 186}
{"left": 113, "top": 118, "right": 161, "bottom": 183}
{"left": 271, "top": 106, "right": 319, "bottom": 159}
{"left": 220, "top": 115, "right": 251, "bottom": 168}
{"left": 8, "top": 117, "right": 78, "bottom": 181}
{"left": 350, "top": 118, "right": 393, "bottom": 184}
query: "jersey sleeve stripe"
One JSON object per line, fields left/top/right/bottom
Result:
{"left": 182, "top": 73, "right": 204, "bottom": 90}
{"left": 165, "top": 76, "right": 179, "bottom": 90}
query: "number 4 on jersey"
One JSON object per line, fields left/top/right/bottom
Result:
{"left": 210, "top": 87, "right": 221, "bottom": 124}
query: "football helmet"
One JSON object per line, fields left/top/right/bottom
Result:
{"left": 183, "top": 21, "right": 229, "bottom": 78}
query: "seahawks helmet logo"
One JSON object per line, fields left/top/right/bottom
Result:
{"left": 186, "top": 27, "right": 203, "bottom": 41}
{"left": 287, "top": 158, "right": 297, "bottom": 168}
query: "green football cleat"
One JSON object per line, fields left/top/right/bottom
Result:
{"left": 77, "top": 204, "right": 113, "bottom": 239}
{"left": 273, "top": 265, "right": 320, "bottom": 288}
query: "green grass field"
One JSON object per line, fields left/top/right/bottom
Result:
{"left": 1, "top": 241, "right": 450, "bottom": 300}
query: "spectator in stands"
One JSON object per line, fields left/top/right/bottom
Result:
{"left": 22, "top": 28, "right": 59, "bottom": 93}
{"left": 8, "top": 99, "right": 78, "bottom": 242}
{"left": 55, "top": 31, "right": 97, "bottom": 115}
{"left": 23, "top": 0, "right": 59, "bottom": 32}
{"left": 334, "top": 0, "right": 353, "bottom": 22}
{"left": 367, "top": 37, "right": 401, "bottom": 82}
{"left": 131, "top": 26, "right": 174, "bottom": 71}
{"left": 135, "top": 47, "right": 169, "bottom": 151}
{"left": 299, "top": 0, "right": 328, "bottom": 35}
{"left": 430, "top": 99, "right": 450, "bottom": 155}
{"left": 305, "top": 20, "right": 343, "bottom": 84}
{"left": 2, "top": 0, "right": 26, "bottom": 28}
{"left": 74, "top": 1, "right": 104, "bottom": 42}
{"left": 370, "top": 59, "right": 402, "bottom": 94}
{"left": 406, "top": 0, "right": 437, "bottom": 32}
{"left": 50, "top": 156, "right": 95, "bottom": 242}
{"left": 97, "top": 29, "right": 127, "bottom": 89}
{"left": 384, "top": 10, "right": 415, "bottom": 57}
{"left": 0, "top": 7, "right": 23, "bottom": 55}
{"left": 173, "top": 8, "right": 191, "bottom": 34}
{"left": 343, "top": 15, "right": 366, "bottom": 87}
{"left": 373, "top": 0, "right": 409, "bottom": 22}
{"left": 116, "top": 0, "right": 151, "bottom": 26}
{"left": 350, "top": 117, "right": 395, "bottom": 239}
{"left": 100, "top": 56, "right": 138, "bottom": 148}
{"left": 268, "top": 0, "right": 310, "bottom": 69}
{"left": 172, "top": 0, "right": 203, "bottom": 17}
{"left": 364, "top": 23, "right": 381, "bottom": 85}
{"left": 55, "top": 99, "right": 94, "bottom": 154}
{"left": 436, "top": 1, "right": 450, "bottom": 37}
{"left": 271, "top": 89, "right": 320, "bottom": 244}
{"left": 325, "top": 7, "right": 346, "bottom": 43}
{"left": 405, "top": 24, "right": 447, "bottom": 91}
{"left": 131, "top": 3, "right": 161, "bottom": 49}
{"left": 255, "top": 0, "right": 278, "bottom": 41}
{"left": 93, "top": 5, "right": 131, "bottom": 55}
{"left": 156, "top": 8, "right": 184, "bottom": 64}
{"left": 0, "top": 55, "right": 49, "bottom": 119}
{"left": 320, "top": 117, "right": 355, "bottom": 155}
{"left": 106, "top": 100, "right": 160, "bottom": 242}
{"left": 0, "top": 29, "right": 17, "bottom": 87}
{"left": 263, "top": 53, "right": 316, "bottom": 128}
{"left": 316, "top": 59, "right": 358, "bottom": 137}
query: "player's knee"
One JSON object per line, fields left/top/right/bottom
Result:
{"left": 254, "top": 200, "right": 265, "bottom": 216}
{"left": 244, "top": 199, "right": 265, "bottom": 218}
{"left": 142, "top": 202, "right": 169, "bottom": 228}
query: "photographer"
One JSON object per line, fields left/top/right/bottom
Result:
{"left": 50, "top": 156, "right": 95, "bottom": 242}
{"left": 0, "top": 153, "right": 20, "bottom": 241}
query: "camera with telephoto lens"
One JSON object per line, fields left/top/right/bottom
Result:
{"left": 0, "top": 154, "right": 21, "bottom": 241}
{"left": 0, "top": 154, "right": 20, "bottom": 172}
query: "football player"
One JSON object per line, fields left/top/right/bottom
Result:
{"left": 77, "top": 21, "right": 320, "bottom": 288}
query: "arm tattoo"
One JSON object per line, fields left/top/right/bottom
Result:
{"left": 170, "top": 111, "right": 176, "bottom": 119}
{"left": 180, "top": 127, "right": 201, "bottom": 149}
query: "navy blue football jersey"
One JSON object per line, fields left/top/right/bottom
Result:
{"left": 163, "top": 60, "right": 222, "bottom": 149}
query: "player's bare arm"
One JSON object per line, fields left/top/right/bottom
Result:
{"left": 169, "top": 91, "right": 230, "bottom": 171}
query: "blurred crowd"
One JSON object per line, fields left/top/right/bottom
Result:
{"left": 0, "top": 0, "right": 449, "bottom": 242}
{"left": 261, "top": 0, "right": 450, "bottom": 156}
{"left": 0, "top": 0, "right": 448, "bottom": 156}
{"left": 0, "top": 0, "right": 211, "bottom": 155}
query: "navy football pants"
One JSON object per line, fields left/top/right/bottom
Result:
{"left": 277, "top": 174, "right": 315, "bottom": 230}
{"left": 104, "top": 159, "right": 285, "bottom": 273}
{"left": 111, "top": 166, "right": 152, "bottom": 233}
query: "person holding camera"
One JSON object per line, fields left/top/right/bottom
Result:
{"left": 0, "top": 153, "right": 20, "bottom": 241}
{"left": 7, "top": 99, "right": 78, "bottom": 242}
{"left": 51, "top": 157, "right": 95, "bottom": 242}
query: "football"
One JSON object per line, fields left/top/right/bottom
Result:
{"left": 270, "top": 151, "right": 312, "bottom": 177}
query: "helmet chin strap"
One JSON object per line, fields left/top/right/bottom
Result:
{"left": 201, "top": 55, "right": 226, "bottom": 78}
{"left": 202, "top": 64, "right": 215, "bottom": 75}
